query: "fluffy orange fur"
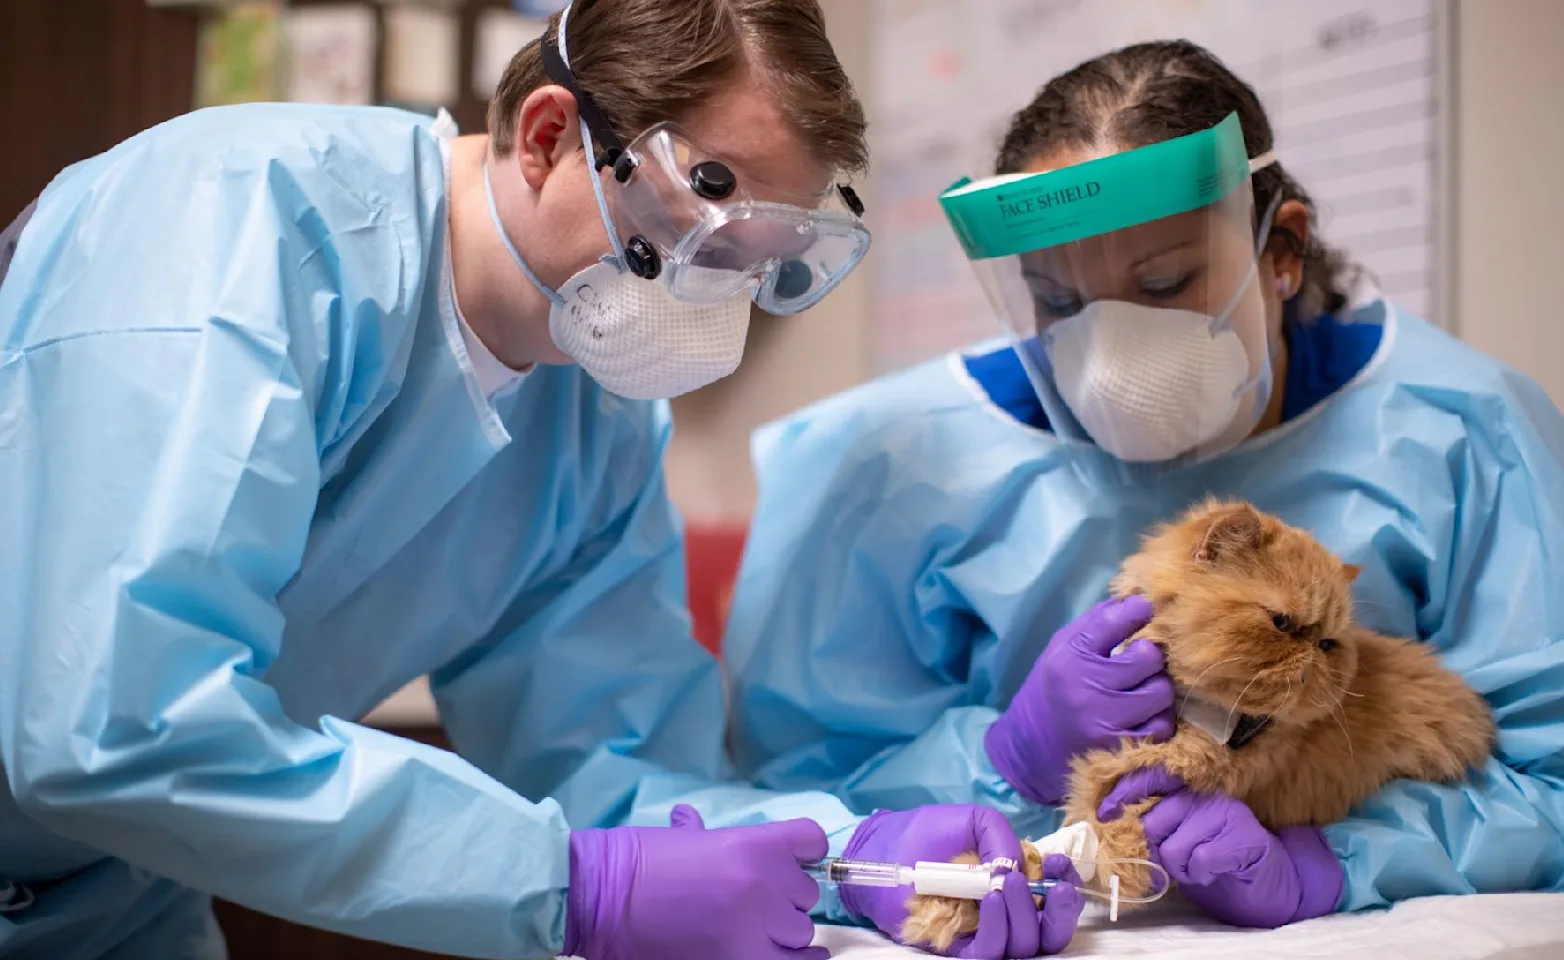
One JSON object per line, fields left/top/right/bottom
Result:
{"left": 900, "top": 500, "right": 1495, "bottom": 951}
{"left": 900, "top": 844, "right": 1045, "bottom": 952}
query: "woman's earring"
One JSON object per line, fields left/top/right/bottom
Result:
{"left": 1276, "top": 275, "right": 1294, "bottom": 298}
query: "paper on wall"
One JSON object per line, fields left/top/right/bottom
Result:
{"left": 383, "top": 3, "right": 460, "bottom": 108}
{"left": 474, "top": 8, "right": 551, "bottom": 101}
{"left": 284, "top": 5, "right": 376, "bottom": 106}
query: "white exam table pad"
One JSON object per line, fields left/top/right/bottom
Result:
{"left": 810, "top": 892, "right": 1564, "bottom": 959}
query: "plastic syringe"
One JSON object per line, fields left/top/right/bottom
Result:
{"left": 802, "top": 857, "right": 1061, "bottom": 899}
{"left": 803, "top": 855, "right": 1168, "bottom": 922}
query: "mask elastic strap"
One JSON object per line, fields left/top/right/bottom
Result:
{"left": 1205, "top": 188, "right": 1284, "bottom": 337}
{"left": 1253, "top": 186, "right": 1284, "bottom": 259}
{"left": 1208, "top": 146, "right": 1282, "bottom": 329}
{"left": 483, "top": 163, "right": 564, "bottom": 307}
{"left": 578, "top": 116, "right": 629, "bottom": 270}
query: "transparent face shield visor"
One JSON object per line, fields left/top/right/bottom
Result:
{"left": 940, "top": 113, "right": 1281, "bottom": 470}
{"left": 540, "top": 21, "right": 870, "bottom": 316}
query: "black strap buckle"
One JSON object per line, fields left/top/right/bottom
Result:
{"left": 837, "top": 184, "right": 865, "bottom": 217}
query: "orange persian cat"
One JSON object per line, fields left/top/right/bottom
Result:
{"left": 900, "top": 500, "right": 1495, "bottom": 952}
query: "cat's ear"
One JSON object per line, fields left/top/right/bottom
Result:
{"left": 1194, "top": 503, "right": 1264, "bottom": 566}
{"left": 1342, "top": 563, "right": 1362, "bottom": 583}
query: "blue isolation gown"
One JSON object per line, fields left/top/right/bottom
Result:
{"left": 725, "top": 299, "right": 1564, "bottom": 916}
{"left": 0, "top": 103, "right": 862, "bottom": 959}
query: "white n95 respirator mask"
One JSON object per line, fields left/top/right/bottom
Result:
{"left": 1043, "top": 270, "right": 1266, "bottom": 463}
{"left": 544, "top": 260, "right": 750, "bottom": 401}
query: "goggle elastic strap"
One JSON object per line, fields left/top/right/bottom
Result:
{"left": 545, "top": 1, "right": 630, "bottom": 269}
{"left": 543, "top": 5, "right": 626, "bottom": 175}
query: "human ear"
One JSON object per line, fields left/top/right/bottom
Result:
{"left": 1265, "top": 199, "right": 1310, "bottom": 300}
{"left": 515, "top": 85, "right": 583, "bottom": 190}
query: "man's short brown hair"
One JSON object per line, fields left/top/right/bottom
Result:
{"left": 487, "top": 0, "right": 867, "bottom": 177}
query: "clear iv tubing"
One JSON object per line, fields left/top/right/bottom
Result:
{"left": 802, "top": 856, "right": 1172, "bottom": 905}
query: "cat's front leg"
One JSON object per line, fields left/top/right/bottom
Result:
{"left": 1061, "top": 734, "right": 1221, "bottom": 904}
{"left": 1060, "top": 747, "right": 1163, "bottom": 903}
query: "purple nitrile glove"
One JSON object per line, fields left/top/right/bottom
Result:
{"left": 986, "top": 596, "right": 1175, "bottom": 805}
{"left": 1099, "top": 767, "right": 1345, "bottom": 928}
{"left": 840, "top": 805, "right": 1086, "bottom": 958}
{"left": 565, "top": 804, "right": 829, "bottom": 960}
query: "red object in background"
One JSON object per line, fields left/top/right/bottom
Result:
{"left": 684, "top": 522, "right": 749, "bottom": 656}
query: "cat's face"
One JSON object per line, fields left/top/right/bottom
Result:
{"left": 1115, "top": 501, "right": 1362, "bottom": 728}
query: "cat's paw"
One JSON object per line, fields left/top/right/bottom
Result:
{"left": 1091, "top": 800, "right": 1159, "bottom": 903}
{"left": 1021, "top": 838, "right": 1044, "bottom": 886}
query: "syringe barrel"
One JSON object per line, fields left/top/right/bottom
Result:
{"left": 805, "top": 858, "right": 903, "bottom": 888}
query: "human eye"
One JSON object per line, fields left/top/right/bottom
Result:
{"left": 1025, "top": 275, "right": 1083, "bottom": 318}
{"left": 1140, "top": 272, "right": 1196, "bottom": 300}
{"left": 1035, "top": 294, "right": 1084, "bottom": 318}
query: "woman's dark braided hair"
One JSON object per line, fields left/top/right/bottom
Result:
{"left": 996, "top": 40, "right": 1359, "bottom": 320}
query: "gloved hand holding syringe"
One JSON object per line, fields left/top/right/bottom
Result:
{"left": 803, "top": 822, "right": 1171, "bottom": 923}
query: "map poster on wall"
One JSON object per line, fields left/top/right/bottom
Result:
{"left": 868, "top": 0, "right": 1443, "bottom": 375}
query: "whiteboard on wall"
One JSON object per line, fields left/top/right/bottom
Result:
{"left": 867, "top": 0, "right": 1449, "bottom": 374}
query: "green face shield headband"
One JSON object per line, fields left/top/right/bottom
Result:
{"left": 938, "top": 112, "right": 1253, "bottom": 260}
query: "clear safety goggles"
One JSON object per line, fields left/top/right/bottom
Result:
{"left": 940, "top": 112, "right": 1280, "bottom": 471}
{"left": 541, "top": 18, "right": 870, "bottom": 316}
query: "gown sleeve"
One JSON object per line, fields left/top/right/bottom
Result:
{"left": 429, "top": 397, "right": 872, "bottom": 923}
{"left": 0, "top": 324, "right": 602, "bottom": 957}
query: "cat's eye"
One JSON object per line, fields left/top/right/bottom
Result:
{"left": 1318, "top": 638, "right": 1339, "bottom": 653}
{"left": 1271, "top": 612, "right": 1296, "bottom": 634}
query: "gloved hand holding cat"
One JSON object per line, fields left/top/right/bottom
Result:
{"left": 986, "top": 594, "right": 1178, "bottom": 806}
{"left": 1100, "top": 766, "right": 1344, "bottom": 928}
